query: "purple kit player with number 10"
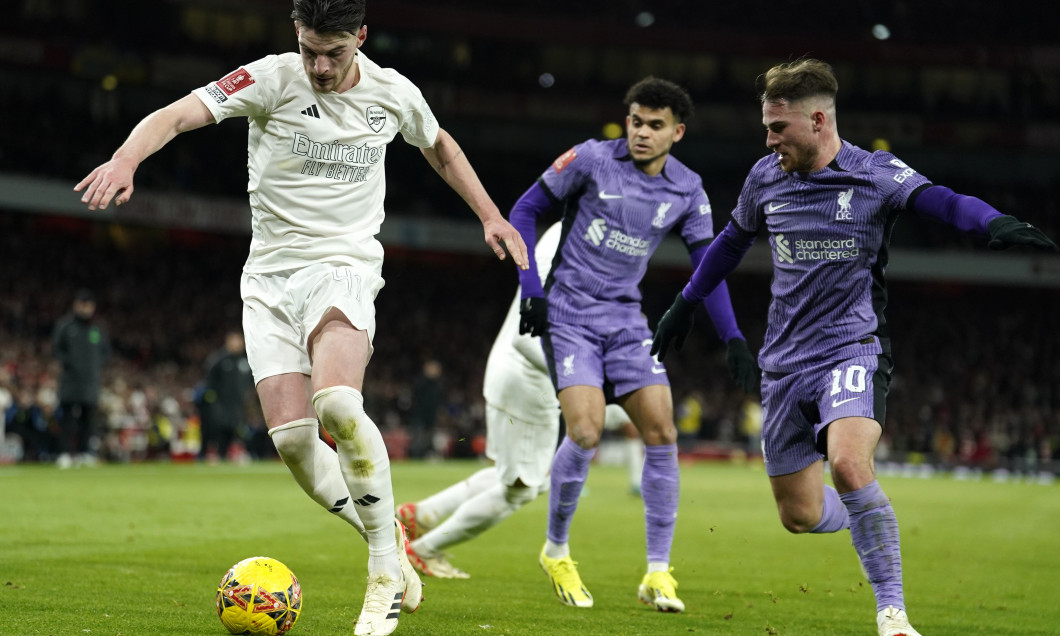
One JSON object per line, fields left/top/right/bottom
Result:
{"left": 509, "top": 76, "right": 759, "bottom": 613}
{"left": 651, "top": 58, "right": 1057, "bottom": 636}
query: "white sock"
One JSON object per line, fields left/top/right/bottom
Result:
{"left": 269, "top": 418, "right": 368, "bottom": 541}
{"left": 625, "top": 438, "right": 645, "bottom": 491}
{"left": 544, "top": 539, "right": 570, "bottom": 559}
{"left": 415, "top": 466, "right": 499, "bottom": 528}
{"left": 314, "top": 386, "right": 398, "bottom": 578}
{"left": 648, "top": 561, "right": 669, "bottom": 574}
{"left": 414, "top": 481, "right": 532, "bottom": 556}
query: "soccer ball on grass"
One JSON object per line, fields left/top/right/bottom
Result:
{"left": 216, "top": 556, "right": 302, "bottom": 635}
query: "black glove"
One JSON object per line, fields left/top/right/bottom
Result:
{"left": 987, "top": 215, "right": 1058, "bottom": 252}
{"left": 650, "top": 292, "right": 696, "bottom": 361}
{"left": 726, "top": 338, "right": 761, "bottom": 394}
{"left": 519, "top": 296, "right": 548, "bottom": 337}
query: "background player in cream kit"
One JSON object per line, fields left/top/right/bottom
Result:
{"left": 74, "top": 2, "right": 528, "bottom": 634}
{"left": 396, "top": 222, "right": 645, "bottom": 580}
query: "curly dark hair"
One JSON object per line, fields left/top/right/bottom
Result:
{"left": 291, "top": 0, "right": 366, "bottom": 35}
{"left": 760, "top": 58, "right": 838, "bottom": 105}
{"left": 623, "top": 76, "right": 694, "bottom": 123}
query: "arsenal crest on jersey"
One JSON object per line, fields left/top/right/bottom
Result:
{"left": 366, "top": 105, "right": 386, "bottom": 132}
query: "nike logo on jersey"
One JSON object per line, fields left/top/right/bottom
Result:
{"left": 599, "top": 191, "right": 623, "bottom": 200}
{"left": 651, "top": 366, "right": 666, "bottom": 374}
{"left": 767, "top": 202, "right": 791, "bottom": 212}
{"left": 831, "top": 397, "right": 860, "bottom": 408}
{"left": 301, "top": 104, "right": 320, "bottom": 118}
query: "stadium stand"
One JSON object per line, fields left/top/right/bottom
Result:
{"left": 1, "top": 210, "right": 1056, "bottom": 474}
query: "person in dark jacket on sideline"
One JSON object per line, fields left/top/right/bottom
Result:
{"left": 51, "top": 288, "right": 110, "bottom": 469}
{"left": 198, "top": 330, "right": 255, "bottom": 462}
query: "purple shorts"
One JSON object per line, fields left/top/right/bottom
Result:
{"left": 760, "top": 354, "right": 891, "bottom": 477}
{"left": 542, "top": 315, "right": 669, "bottom": 399}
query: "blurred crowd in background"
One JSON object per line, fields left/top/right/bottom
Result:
{"left": 1, "top": 211, "right": 1057, "bottom": 475}
{"left": 2, "top": 1, "right": 1058, "bottom": 474}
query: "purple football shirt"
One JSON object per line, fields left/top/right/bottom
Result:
{"left": 731, "top": 141, "right": 930, "bottom": 373}
{"left": 539, "top": 138, "right": 714, "bottom": 325}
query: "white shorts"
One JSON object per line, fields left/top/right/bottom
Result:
{"left": 241, "top": 262, "right": 384, "bottom": 385}
{"left": 485, "top": 402, "right": 559, "bottom": 489}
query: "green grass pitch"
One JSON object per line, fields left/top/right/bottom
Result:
{"left": 0, "top": 460, "right": 1056, "bottom": 635}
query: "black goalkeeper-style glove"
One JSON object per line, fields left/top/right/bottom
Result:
{"left": 726, "top": 338, "right": 761, "bottom": 394}
{"left": 650, "top": 292, "right": 696, "bottom": 361}
{"left": 987, "top": 215, "right": 1059, "bottom": 252}
{"left": 519, "top": 297, "right": 549, "bottom": 337}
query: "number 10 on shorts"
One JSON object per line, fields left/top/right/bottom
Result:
{"left": 830, "top": 364, "right": 867, "bottom": 396}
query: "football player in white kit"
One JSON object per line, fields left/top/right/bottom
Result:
{"left": 396, "top": 223, "right": 642, "bottom": 579}
{"left": 74, "top": 2, "right": 528, "bottom": 634}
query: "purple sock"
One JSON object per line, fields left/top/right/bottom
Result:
{"left": 811, "top": 485, "right": 851, "bottom": 533}
{"left": 641, "top": 444, "right": 679, "bottom": 563}
{"left": 840, "top": 481, "right": 904, "bottom": 612}
{"left": 546, "top": 437, "right": 596, "bottom": 545}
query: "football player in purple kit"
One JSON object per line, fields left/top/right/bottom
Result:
{"left": 508, "top": 76, "right": 759, "bottom": 613}
{"left": 651, "top": 58, "right": 1057, "bottom": 636}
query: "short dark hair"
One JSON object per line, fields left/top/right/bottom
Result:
{"left": 291, "top": 0, "right": 366, "bottom": 35}
{"left": 760, "top": 58, "right": 838, "bottom": 105}
{"left": 623, "top": 77, "right": 694, "bottom": 123}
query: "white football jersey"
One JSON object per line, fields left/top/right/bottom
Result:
{"left": 483, "top": 222, "right": 635, "bottom": 428}
{"left": 192, "top": 51, "right": 439, "bottom": 274}
{"left": 483, "top": 223, "right": 562, "bottom": 424}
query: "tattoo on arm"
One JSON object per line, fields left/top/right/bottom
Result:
{"left": 432, "top": 149, "right": 464, "bottom": 173}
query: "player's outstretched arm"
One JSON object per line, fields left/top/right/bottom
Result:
{"left": 421, "top": 128, "right": 529, "bottom": 269}
{"left": 506, "top": 183, "right": 556, "bottom": 336}
{"left": 987, "top": 215, "right": 1058, "bottom": 252}
{"left": 910, "top": 185, "right": 1058, "bottom": 252}
{"left": 74, "top": 94, "right": 214, "bottom": 211}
